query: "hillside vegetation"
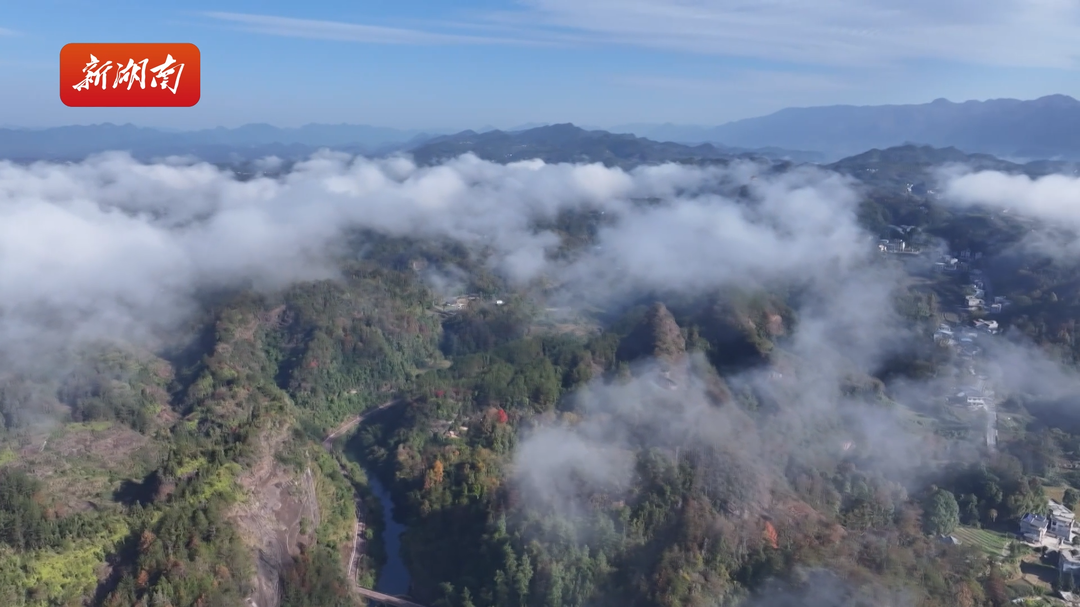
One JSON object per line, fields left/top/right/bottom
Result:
{"left": 4, "top": 145, "right": 1080, "bottom": 607}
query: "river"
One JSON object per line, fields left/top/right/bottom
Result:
{"left": 366, "top": 470, "right": 411, "bottom": 596}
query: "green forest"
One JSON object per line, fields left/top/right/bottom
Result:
{"left": 4, "top": 151, "right": 1080, "bottom": 607}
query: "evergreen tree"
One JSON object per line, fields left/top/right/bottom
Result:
{"left": 924, "top": 489, "right": 960, "bottom": 536}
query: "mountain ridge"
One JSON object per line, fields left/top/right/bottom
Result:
{"left": 0, "top": 122, "right": 821, "bottom": 165}
{"left": 405, "top": 123, "right": 822, "bottom": 167}
{"left": 621, "top": 95, "right": 1080, "bottom": 160}
{"left": 5, "top": 94, "right": 1080, "bottom": 163}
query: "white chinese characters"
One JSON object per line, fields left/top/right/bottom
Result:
{"left": 72, "top": 53, "right": 185, "bottom": 94}
{"left": 113, "top": 58, "right": 149, "bottom": 90}
{"left": 72, "top": 54, "right": 113, "bottom": 91}
{"left": 149, "top": 54, "right": 184, "bottom": 94}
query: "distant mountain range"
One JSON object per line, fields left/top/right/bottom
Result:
{"left": 613, "top": 95, "right": 1080, "bottom": 161}
{"left": 0, "top": 123, "right": 437, "bottom": 163}
{"left": 4, "top": 94, "right": 1080, "bottom": 163}
{"left": 0, "top": 123, "right": 821, "bottom": 165}
{"left": 407, "top": 124, "right": 821, "bottom": 167}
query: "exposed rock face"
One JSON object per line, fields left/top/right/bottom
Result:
{"left": 617, "top": 303, "right": 687, "bottom": 365}
{"left": 232, "top": 425, "right": 320, "bottom": 607}
{"left": 615, "top": 303, "right": 693, "bottom": 393}
{"left": 687, "top": 295, "right": 791, "bottom": 372}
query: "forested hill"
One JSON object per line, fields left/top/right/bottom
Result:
{"left": 406, "top": 124, "right": 818, "bottom": 167}
{"left": 4, "top": 145, "right": 1080, "bottom": 607}
{"left": 0, "top": 123, "right": 816, "bottom": 165}
{"left": 828, "top": 144, "right": 1078, "bottom": 185}
{"left": 0, "top": 264, "right": 446, "bottom": 607}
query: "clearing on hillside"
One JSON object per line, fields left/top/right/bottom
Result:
{"left": 952, "top": 526, "right": 1009, "bottom": 556}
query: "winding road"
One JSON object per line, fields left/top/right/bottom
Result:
{"left": 322, "top": 399, "right": 401, "bottom": 450}
{"left": 321, "top": 399, "right": 426, "bottom": 607}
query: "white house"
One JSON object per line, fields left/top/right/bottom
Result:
{"left": 1021, "top": 512, "right": 1048, "bottom": 542}
{"left": 1061, "top": 548, "right": 1080, "bottom": 575}
{"left": 1050, "top": 501, "right": 1077, "bottom": 543}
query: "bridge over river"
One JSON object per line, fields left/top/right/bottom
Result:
{"left": 353, "top": 586, "right": 426, "bottom": 607}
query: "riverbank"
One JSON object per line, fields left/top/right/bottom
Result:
{"left": 366, "top": 470, "right": 410, "bottom": 595}
{"left": 320, "top": 400, "right": 411, "bottom": 597}
{"left": 335, "top": 457, "right": 388, "bottom": 590}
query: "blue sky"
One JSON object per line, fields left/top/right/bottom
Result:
{"left": 2, "top": 0, "right": 1079, "bottom": 129}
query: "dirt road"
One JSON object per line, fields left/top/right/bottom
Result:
{"left": 320, "top": 399, "right": 403, "bottom": 598}
{"left": 322, "top": 399, "right": 401, "bottom": 450}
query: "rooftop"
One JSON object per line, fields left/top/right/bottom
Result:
{"left": 1051, "top": 501, "right": 1076, "bottom": 522}
{"left": 1022, "top": 513, "right": 1049, "bottom": 527}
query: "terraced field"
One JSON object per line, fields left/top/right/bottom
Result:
{"left": 952, "top": 526, "right": 1009, "bottom": 556}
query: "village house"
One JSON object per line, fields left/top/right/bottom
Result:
{"left": 934, "top": 256, "right": 960, "bottom": 272}
{"left": 966, "top": 296, "right": 984, "bottom": 310}
{"left": 439, "top": 294, "right": 480, "bottom": 310}
{"left": 878, "top": 239, "right": 907, "bottom": 253}
{"left": 1050, "top": 501, "right": 1077, "bottom": 543}
{"left": 1021, "top": 512, "right": 1049, "bottom": 543}
{"left": 878, "top": 239, "right": 922, "bottom": 255}
{"left": 939, "top": 535, "right": 962, "bottom": 546}
{"left": 958, "top": 344, "right": 981, "bottom": 359}
{"left": 1062, "top": 548, "right": 1080, "bottom": 575}
{"left": 934, "top": 324, "right": 954, "bottom": 344}
{"left": 955, "top": 382, "right": 993, "bottom": 408}
{"left": 973, "top": 319, "right": 999, "bottom": 334}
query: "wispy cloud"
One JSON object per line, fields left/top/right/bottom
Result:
{"left": 202, "top": 12, "right": 567, "bottom": 47}
{"left": 484, "top": 0, "right": 1080, "bottom": 69}
{"left": 0, "top": 27, "right": 18, "bottom": 36}
{"left": 612, "top": 71, "right": 856, "bottom": 94}
{"left": 204, "top": 2, "right": 1080, "bottom": 70}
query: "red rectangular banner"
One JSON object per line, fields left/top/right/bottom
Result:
{"left": 60, "top": 43, "right": 201, "bottom": 107}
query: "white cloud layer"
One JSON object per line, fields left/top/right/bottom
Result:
{"left": 0, "top": 151, "right": 872, "bottom": 366}
{"left": 939, "top": 167, "right": 1080, "bottom": 258}
{"left": 942, "top": 169, "right": 1080, "bottom": 220}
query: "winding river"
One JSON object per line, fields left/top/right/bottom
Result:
{"left": 366, "top": 470, "right": 411, "bottom": 596}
